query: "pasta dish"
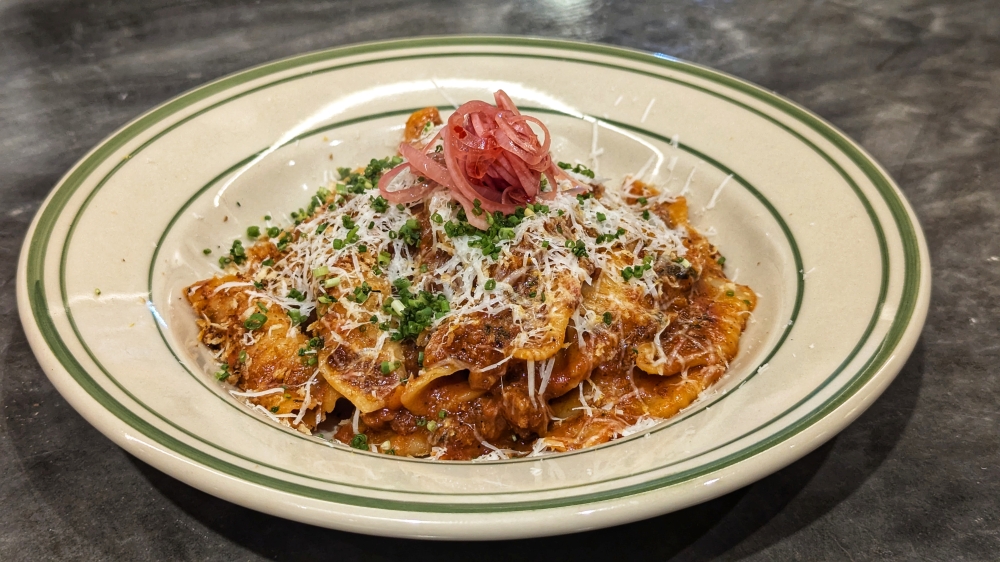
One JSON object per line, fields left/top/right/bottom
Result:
{"left": 186, "top": 91, "right": 756, "bottom": 460}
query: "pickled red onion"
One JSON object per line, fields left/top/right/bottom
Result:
{"left": 378, "top": 163, "right": 437, "bottom": 204}
{"left": 398, "top": 142, "right": 451, "bottom": 187}
{"left": 378, "top": 90, "right": 592, "bottom": 230}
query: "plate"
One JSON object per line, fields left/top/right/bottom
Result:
{"left": 16, "top": 37, "right": 929, "bottom": 540}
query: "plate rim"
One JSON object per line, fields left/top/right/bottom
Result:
{"left": 16, "top": 35, "right": 930, "bottom": 535}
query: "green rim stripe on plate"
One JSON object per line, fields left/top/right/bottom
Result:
{"left": 33, "top": 39, "right": 908, "bottom": 504}
{"left": 35, "top": 42, "right": 904, "bottom": 504}
{"left": 25, "top": 37, "right": 919, "bottom": 512}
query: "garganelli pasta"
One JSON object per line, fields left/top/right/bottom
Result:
{"left": 187, "top": 92, "right": 756, "bottom": 460}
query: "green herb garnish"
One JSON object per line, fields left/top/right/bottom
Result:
{"left": 350, "top": 434, "right": 369, "bottom": 450}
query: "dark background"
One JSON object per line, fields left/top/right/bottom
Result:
{"left": 1, "top": 1, "right": 997, "bottom": 560}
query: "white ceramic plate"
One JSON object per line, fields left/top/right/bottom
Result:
{"left": 17, "top": 37, "right": 929, "bottom": 540}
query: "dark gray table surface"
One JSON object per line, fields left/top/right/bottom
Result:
{"left": 1, "top": 1, "right": 997, "bottom": 560}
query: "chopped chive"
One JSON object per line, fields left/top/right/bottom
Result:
{"left": 286, "top": 308, "right": 306, "bottom": 326}
{"left": 371, "top": 196, "right": 389, "bottom": 213}
{"left": 349, "top": 433, "right": 368, "bottom": 450}
{"left": 602, "top": 311, "right": 613, "bottom": 325}
{"left": 246, "top": 226, "right": 260, "bottom": 238}
{"left": 244, "top": 312, "right": 267, "bottom": 330}
{"left": 397, "top": 218, "right": 421, "bottom": 246}
{"left": 202, "top": 248, "right": 211, "bottom": 255}
{"left": 346, "top": 226, "right": 360, "bottom": 244}
{"left": 390, "top": 300, "right": 406, "bottom": 315}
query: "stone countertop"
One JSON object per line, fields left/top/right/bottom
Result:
{"left": 1, "top": 1, "right": 996, "bottom": 560}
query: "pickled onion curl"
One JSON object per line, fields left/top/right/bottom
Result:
{"left": 378, "top": 90, "right": 591, "bottom": 230}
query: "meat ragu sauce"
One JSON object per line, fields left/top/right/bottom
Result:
{"left": 187, "top": 100, "right": 755, "bottom": 461}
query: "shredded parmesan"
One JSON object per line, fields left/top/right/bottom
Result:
{"left": 641, "top": 98, "right": 656, "bottom": 122}
{"left": 526, "top": 359, "right": 537, "bottom": 406}
{"left": 537, "top": 357, "right": 556, "bottom": 398}
{"left": 292, "top": 369, "right": 320, "bottom": 426}
{"left": 589, "top": 119, "right": 604, "bottom": 173}
{"left": 679, "top": 167, "right": 696, "bottom": 196}
{"left": 705, "top": 174, "right": 732, "bottom": 210}
{"left": 230, "top": 387, "right": 286, "bottom": 398}
{"left": 619, "top": 415, "right": 661, "bottom": 437}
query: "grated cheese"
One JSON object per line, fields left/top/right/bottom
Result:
{"left": 705, "top": 174, "right": 732, "bottom": 210}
